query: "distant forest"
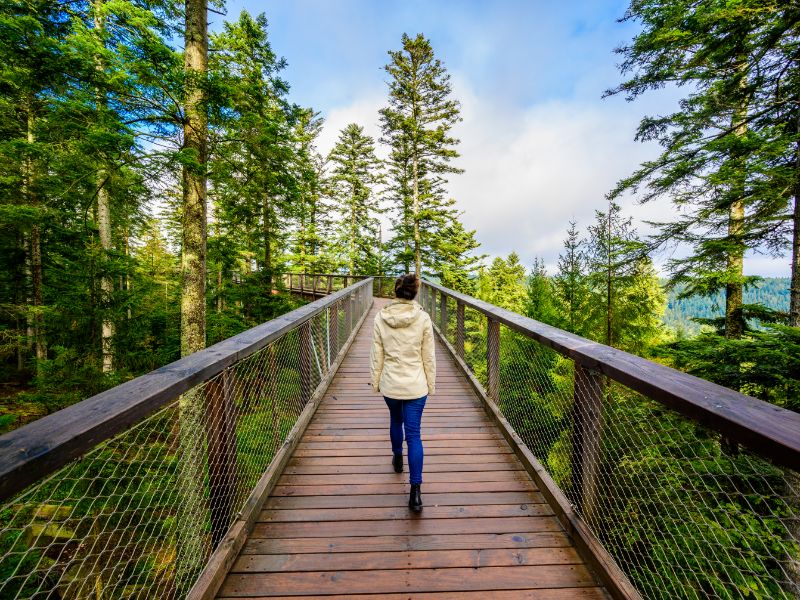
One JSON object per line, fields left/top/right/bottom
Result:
{"left": 664, "top": 278, "right": 790, "bottom": 335}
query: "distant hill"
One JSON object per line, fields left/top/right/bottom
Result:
{"left": 663, "top": 277, "right": 790, "bottom": 335}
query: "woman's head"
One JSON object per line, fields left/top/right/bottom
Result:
{"left": 394, "top": 274, "right": 420, "bottom": 300}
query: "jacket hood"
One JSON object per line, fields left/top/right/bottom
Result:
{"left": 380, "top": 300, "right": 423, "bottom": 328}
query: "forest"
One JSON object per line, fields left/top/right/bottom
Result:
{"left": 0, "top": 0, "right": 799, "bottom": 598}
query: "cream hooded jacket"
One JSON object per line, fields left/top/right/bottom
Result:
{"left": 370, "top": 299, "right": 436, "bottom": 399}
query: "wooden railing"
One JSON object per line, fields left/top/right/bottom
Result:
{"left": 0, "top": 278, "right": 374, "bottom": 600}
{"left": 282, "top": 273, "right": 398, "bottom": 298}
{"left": 419, "top": 279, "right": 800, "bottom": 599}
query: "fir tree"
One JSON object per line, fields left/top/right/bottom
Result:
{"left": 379, "top": 33, "right": 463, "bottom": 276}
{"left": 606, "top": 1, "right": 788, "bottom": 339}
{"left": 586, "top": 201, "right": 664, "bottom": 353}
{"left": 327, "top": 123, "right": 383, "bottom": 275}
{"left": 554, "top": 220, "right": 591, "bottom": 336}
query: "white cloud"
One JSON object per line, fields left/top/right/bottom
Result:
{"left": 316, "top": 78, "right": 791, "bottom": 278}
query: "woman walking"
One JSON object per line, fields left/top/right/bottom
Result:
{"left": 370, "top": 274, "right": 436, "bottom": 512}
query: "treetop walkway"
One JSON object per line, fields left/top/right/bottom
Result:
{"left": 0, "top": 277, "right": 798, "bottom": 599}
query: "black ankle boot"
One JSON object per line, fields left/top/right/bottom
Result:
{"left": 409, "top": 484, "right": 422, "bottom": 512}
{"left": 392, "top": 454, "right": 403, "bottom": 473}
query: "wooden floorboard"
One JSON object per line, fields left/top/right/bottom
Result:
{"left": 216, "top": 298, "right": 607, "bottom": 598}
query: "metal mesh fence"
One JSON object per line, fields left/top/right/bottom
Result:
{"left": 0, "top": 282, "right": 372, "bottom": 600}
{"left": 420, "top": 282, "right": 799, "bottom": 600}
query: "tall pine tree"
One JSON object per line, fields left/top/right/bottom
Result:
{"left": 327, "top": 123, "right": 383, "bottom": 275}
{"left": 379, "top": 33, "right": 462, "bottom": 276}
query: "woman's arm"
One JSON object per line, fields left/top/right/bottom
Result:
{"left": 422, "top": 315, "right": 436, "bottom": 396}
{"left": 370, "top": 317, "right": 384, "bottom": 393}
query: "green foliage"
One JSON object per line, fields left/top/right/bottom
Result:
{"left": 327, "top": 123, "right": 384, "bottom": 274}
{"left": 379, "top": 33, "right": 480, "bottom": 281}
{"left": 478, "top": 252, "right": 527, "bottom": 312}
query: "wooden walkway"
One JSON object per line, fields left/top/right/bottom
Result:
{"left": 217, "top": 298, "right": 608, "bottom": 599}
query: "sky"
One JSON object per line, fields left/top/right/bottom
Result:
{"left": 215, "top": 0, "right": 789, "bottom": 277}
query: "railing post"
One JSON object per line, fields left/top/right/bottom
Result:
{"left": 346, "top": 290, "right": 354, "bottom": 333}
{"left": 486, "top": 317, "right": 500, "bottom": 403}
{"left": 571, "top": 363, "right": 603, "bottom": 522}
{"left": 312, "top": 275, "right": 317, "bottom": 296}
{"left": 299, "top": 321, "right": 313, "bottom": 405}
{"left": 205, "top": 369, "right": 237, "bottom": 549}
{"left": 329, "top": 302, "right": 339, "bottom": 354}
{"left": 327, "top": 275, "right": 333, "bottom": 294}
{"left": 267, "top": 344, "right": 279, "bottom": 452}
{"left": 439, "top": 291, "right": 448, "bottom": 337}
{"left": 456, "top": 300, "right": 465, "bottom": 360}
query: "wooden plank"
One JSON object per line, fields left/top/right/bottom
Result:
{"left": 276, "top": 471, "right": 532, "bottom": 485}
{"left": 271, "top": 480, "right": 536, "bottom": 497}
{"left": 241, "top": 531, "right": 574, "bottom": 554}
{"left": 232, "top": 547, "right": 583, "bottom": 572}
{"left": 251, "top": 516, "right": 563, "bottom": 539}
{"left": 297, "top": 433, "right": 501, "bottom": 441}
{"left": 218, "top": 564, "right": 596, "bottom": 596}
{"left": 298, "top": 434, "right": 505, "bottom": 449}
{"left": 258, "top": 503, "right": 552, "bottom": 523}
{"left": 264, "top": 491, "right": 542, "bottom": 510}
{"left": 287, "top": 453, "right": 519, "bottom": 466}
{"left": 291, "top": 446, "right": 511, "bottom": 457}
{"left": 282, "top": 462, "right": 521, "bottom": 475}
{"left": 220, "top": 589, "right": 608, "bottom": 600}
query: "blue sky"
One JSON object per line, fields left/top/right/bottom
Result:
{"left": 214, "top": 0, "right": 789, "bottom": 277}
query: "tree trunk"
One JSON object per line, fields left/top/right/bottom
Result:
{"left": 263, "top": 193, "right": 272, "bottom": 288}
{"left": 412, "top": 155, "right": 421, "bottom": 276}
{"left": 31, "top": 224, "right": 45, "bottom": 363}
{"left": 216, "top": 265, "right": 223, "bottom": 313}
{"left": 16, "top": 233, "right": 25, "bottom": 372}
{"left": 24, "top": 99, "right": 46, "bottom": 369}
{"left": 790, "top": 111, "right": 800, "bottom": 327}
{"left": 606, "top": 210, "right": 613, "bottom": 348}
{"left": 350, "top": 188, "right": 356, "bottom": 275}
{"left": 180, "top": 0, "right": 207, "bottom": 357}
{"left": 725, "top": 67, "right": 748, "bottom": 340}
{"left": 94, "top": 0, "right": 114, "bottom": 373}
{"left": 177, "top": 0, "right": 208, "bottom": 592}
{"left": 97, "top": 170, "right": 114, "bottom": 373}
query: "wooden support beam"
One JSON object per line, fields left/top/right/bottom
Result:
{"left": 571, "top": 364, "right": 603, "bottom": 522}
{"left": 487, "top": 318, "right": 500, "bottom": 403}
{"left": 440, "top": 290, "right": 448, "bottom": 337}
{"left": 299, "top": 322, "right": 313, "bottom": 405}
{"left": 205, "top": 369, "right": 237, "bottom": 549}
{"left": 456, "top": 301, "right": 465, "bottom": 360}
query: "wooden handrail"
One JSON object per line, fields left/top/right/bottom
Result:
{"left": 421, "top": 279, "right": 800, "bottom": 472}
{"left": 0, "top": 279, "right": 374, "bottom": 502}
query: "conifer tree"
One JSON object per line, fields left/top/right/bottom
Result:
{"left": 431, "top": 218, "right": 484, "bottom": 294}
{"left": 327, "top": 123, "right": 383, "bottom": 275}
{"left": 380, "top": 33, "right": 463, "bottom": 276}
{"left": 210, "top": 10, "right": 296, "bottom": 290}
{"left": 555, "top": 221, "right": 590, "bottom": 336}
{"left": 607, "top": 1, "right": 788, "bottom": 339}
{"left": 526, "top": 258, "right": 560, "bottom": 327}
{"left": 176, "top": 0, "right": 208, "bottom": 590}
{"left": 586, "top": 201, "right": 664, "bottom": 353}
{"left": 478, "top": 252, "right": 527, "bottom": 313}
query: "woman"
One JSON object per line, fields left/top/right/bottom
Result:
{"left": 370, "top": 274, "right": 436, "bottom": 512}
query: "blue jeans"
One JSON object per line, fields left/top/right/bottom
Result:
{"left": 384, "top": 395, "right": 426, "bottom": 485}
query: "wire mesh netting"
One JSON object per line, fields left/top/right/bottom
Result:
{"left": 0, "top": 282, "right": 372, "bottom": 600}
{"left": 419, "top": 283, "right": 800, "bottom": 600}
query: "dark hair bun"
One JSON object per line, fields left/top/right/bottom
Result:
{"left": 395, "top": 274, "right": 420, "bottom": 300}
